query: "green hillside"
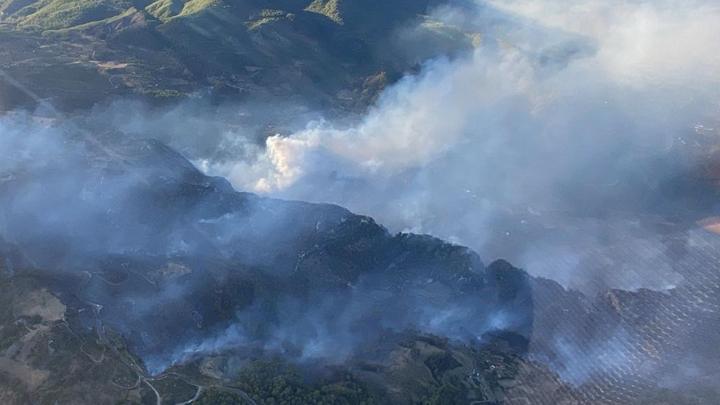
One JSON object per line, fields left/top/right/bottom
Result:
{"left": 1, "top": 0, "right": 137, "bottom": 29}
{"left": 0, "top": 0, "right": 475, "bottom": 111}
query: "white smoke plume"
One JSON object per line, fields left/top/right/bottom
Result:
{"left": 201, "top": 0, "right": 720, "bottom": 292}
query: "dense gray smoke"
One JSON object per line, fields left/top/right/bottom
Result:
{"left": 196, "top": 0, "right": 719, "bottom": 293}
{"left": 4, "top": 2, "right": 717, "bottom": 291}
{"left": 62, "top": 0, "right": 720, "bottom": 293}
{"left": 48, "top": 0, "right": 715, "bottom": 293}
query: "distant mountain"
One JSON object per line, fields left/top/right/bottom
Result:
{"left": 0, "top": 0, "right": 474, "bottom": 111}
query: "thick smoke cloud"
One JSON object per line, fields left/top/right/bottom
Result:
{"left": 0, "top": 113, "right": 533, "bottom": 377}
{"left": 192, "top": 0, "right": 720, "bottom": 293}
{"left": 2, "top": 3, "right": 715, "bottom": 291}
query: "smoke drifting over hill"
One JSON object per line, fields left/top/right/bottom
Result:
{"left": 194, "top": 0, "right": 720, "bottom": 292}
{"left": 0, "top": 112, "right": 534, "bottom": 378}
{"left": 52, "top": 0, "right": 720, "bottom": 294}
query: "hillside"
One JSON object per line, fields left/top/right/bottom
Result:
{"left": 0, "top": 0, "right": 473, "bottom": 111}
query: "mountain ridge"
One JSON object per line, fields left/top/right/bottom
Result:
{"left": 0, "top": 0, "right": 470, "bottom": 111}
